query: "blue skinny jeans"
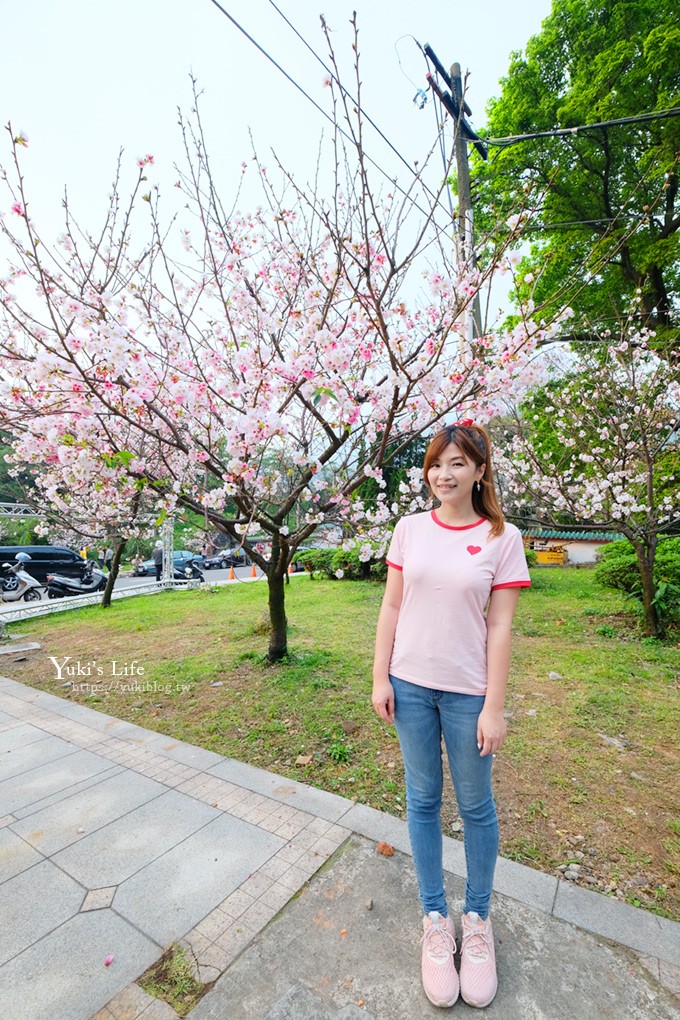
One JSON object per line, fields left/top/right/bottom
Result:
{"left": 390, "top": 675, "right": 498, "bottom": 920}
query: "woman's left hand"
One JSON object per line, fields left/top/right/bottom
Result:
{"left": 477, "top": 706, "right": 507, "bottom": 757}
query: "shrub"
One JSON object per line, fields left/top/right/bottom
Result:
{"left": 331, "top": 548, "right": 388, "bottom": 581}
{"left": 594, "top": 538, "right": 680, "bottom": 621}
{"left": 291, "top": 548, "right": 335, "bottom": 577}
{"left": 331, "top": 548, "right": 367, "bottom": 580}
{"left": 524, "top": 548, "right": 538, "bottom": 568}
{"left": 291, "top": 546, "right": 387, "bottom": 581}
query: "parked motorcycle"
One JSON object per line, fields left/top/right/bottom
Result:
{"left": 46, "top": 560, "right": 107, "bottom": 599}
{"left": 1, "top": 554, "right": 43, "bottom": 602}
{"left": 173, "top": 558, "right": 204, "bottom": 583}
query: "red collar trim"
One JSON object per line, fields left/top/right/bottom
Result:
{"left": 431, "top": 510, "right": 486, "bottom": 532}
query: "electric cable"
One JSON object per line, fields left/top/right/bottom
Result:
{"left": 206, "top": 0, "right": 454, "bottom": 230}
{"left": 264, "top": 1, "right": 425, "bottom": 185}
{"left": 486, "top": 107, "right": 680, "bottom": 147}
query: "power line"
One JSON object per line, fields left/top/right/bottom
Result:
{"left": 524, "top": 215, "right": 652, "bottom": 231}
{"left": 487, "top": 107, "right": 680, "bottom": 147}
{"left": 205, "top": 0, "right": 454, "bottom": 229}
{"left": 263, "top": 2, "right": 463, "bottom": 229}
{"left": 264, "top": 0, "right": 425, "bottom": 186}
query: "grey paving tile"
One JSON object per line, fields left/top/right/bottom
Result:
{"left": 12, "top": 769, "right": 168, "bottom": 855}
{"left": 43, "top": 704, "right": 144, "bottom": 739}
{"left": 208, "top": 758, "right": 355, "bottom": 822}
{"left": 0, "top": 711, "right": 26, "bottom": 727}
{"left": 112, "top": 725, "right": 224, "bottom": 769}
{"left": 0, "top": 826, "right": 44, "bottom": 883}
{"left": 0, "top": 679, "right": 137, "bottom": 734}
{"left": 0, "top": 859, "right": 84, "bottom": 965}
{"left": 441, "top": 833, "right": 468, "bottom": 880}
{"left": 553, "top": 877, "right": 680, "bottom": 968}
{"left": 102, "top": 982, "right": 159, "bottom": 1018}
{"left": 494, "top": 854, "right": 559, "bottom": 914}
{"left": 113, "top": 812, "right": 285, "bottom": 945}
{"left": 0, "top": 747, "right": 118, "bottom": 814}
{"left": 11, "top": 763, "right": 123, "bottom": 820}
{"left": 0, "top": 681, "right": 55, "bottom": 703}
{"left": 105, "top": 982, "right": 179, "bottom": 1019}
{"left": 81, "top": 886, "right": 117, "bottom": 911}
{"left": 52, "top": 789, "right": 221, "bottom": 887}
{"left": 0, "top": 732, "right": 80, "bottom": 781}
{"left": 341, "top": 803, "right": 411, "bottom": 854}
{"left": 0, "top": 640, "right": 42, "bottom": 655}
{"left": 0, "top": 907, "right": 160, "bottom": 1020}
{"left": 0, "top": 722, "right": 53, "bottom": 754}
{"left": 190, "top": 835, "right": 680, "bottom": 1020}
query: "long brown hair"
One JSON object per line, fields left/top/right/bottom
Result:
{"left": 422, "top": 423, "right": 505, "bottom": 536}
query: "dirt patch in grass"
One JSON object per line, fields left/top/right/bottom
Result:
{"left": 6, "top": 572, "right": 680, "bottom": 920}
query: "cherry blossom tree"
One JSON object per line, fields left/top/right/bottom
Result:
{"left": 496, "top": 324, "right": 680, "bottom": 636}
{"left": 0, "top": 47, "right": 560, "bottom": 657}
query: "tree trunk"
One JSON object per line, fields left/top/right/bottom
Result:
{"left": 101, "top": 538, "right": 126, "bottom": 609}
{"left": 267, "top": 568, "right": 288, "bottom": 661}
{"left": 632, "top": 541, "right": 660, "bottom": 637}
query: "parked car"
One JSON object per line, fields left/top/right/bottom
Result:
{"left": 132, "top": 550, "right": 205, "bottom": 576}
{"left": 203, "top": 548, "right": 247, "bottom": 570}
{"left": 0, "top": 545, "right": 84, "bottom": 585}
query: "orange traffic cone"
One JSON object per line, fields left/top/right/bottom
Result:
{"left": 228, "top": 566, "right": 236, "bottom": 581}
{"left": 250, "top": 564, "right": 257, "bottom": 578}
{"left": 288, "top": 563, "right": 293, "bottom": 575}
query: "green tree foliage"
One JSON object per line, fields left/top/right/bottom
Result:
{"left": 0, "top": 432, "right": 35, "bottom": 503}
{"left": 472, "top": 0, "right": 680, "bottom": 345}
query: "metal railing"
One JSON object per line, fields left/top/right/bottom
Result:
{"left": 0, "top": 503, "right": 37, "bottom": 518}
{"left": 0, "top": 578, "right": 201, "bottom": 624}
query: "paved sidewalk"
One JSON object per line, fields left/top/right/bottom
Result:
{"left": 0, "top": 673, "right": 679, "bottom": 1020}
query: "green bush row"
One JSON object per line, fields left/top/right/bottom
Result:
{"left": 294, "top": 544, "right": 538, "bottom": 579}
{"left": 292, "top": 546, "right": 387, "bottom": 581}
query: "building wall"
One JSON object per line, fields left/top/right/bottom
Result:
{"left": 564, "top": 541, "right": 608, "bottom": 564}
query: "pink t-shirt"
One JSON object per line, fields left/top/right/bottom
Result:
{"left": 386, "top": 510, "right": 531, "bottom": 695}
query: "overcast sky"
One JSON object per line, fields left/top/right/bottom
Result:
{"left": 1, "top": 0, "right": 553, "bottom": 234}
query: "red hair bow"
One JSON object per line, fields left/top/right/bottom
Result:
{"left": 452, "top": 418, "right": 474, "bottom": 427}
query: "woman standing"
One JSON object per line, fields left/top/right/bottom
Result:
{"left": 372, "top": 421, "right": 530, "bottom": 1009}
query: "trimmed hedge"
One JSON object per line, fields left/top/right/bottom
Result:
{"left": 291, "top": 547, "right": 387, "bottom": 581}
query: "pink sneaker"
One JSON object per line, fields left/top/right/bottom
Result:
{"left": 459, "top": 911, "right": 498, "bottom": 1007}
{"left": 421, "top": 911, "right": 459, "bottom": 1008}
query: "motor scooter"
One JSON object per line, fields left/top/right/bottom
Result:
{"left": 1, "top": 554, "right": 42, "bottom": 602}
{"left": 174, "top": 558, "right": 204, "bottom": 583}
{"left": 46, "top": 560, "right": 107, "bottom": 598}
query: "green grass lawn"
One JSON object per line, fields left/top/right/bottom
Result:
{"left": 7, "top": 568, "right": 680, "bottom": 920}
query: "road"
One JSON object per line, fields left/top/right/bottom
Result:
{"left": 116, "top": 563, "right": 265, "bottom": 588}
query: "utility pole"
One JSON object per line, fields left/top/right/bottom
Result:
{"left": 450, "top": 62, "right": 482, "bottom": 341}
{"left": 424, "top": 46, "right": 486, "bottom": 342}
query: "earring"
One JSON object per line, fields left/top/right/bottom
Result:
{"left": 475, "top": 480, "right": 481, "bottom": 492}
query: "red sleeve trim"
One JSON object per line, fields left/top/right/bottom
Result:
{"left": 386, "top": 559, "right": 403, "bottom": 571}
{"left": 491, "top": 580, "right": 531, "bottom": 591}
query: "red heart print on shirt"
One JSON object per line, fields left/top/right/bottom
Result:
{"left": 467, "top": 545, "right": 482, "bottom": 555}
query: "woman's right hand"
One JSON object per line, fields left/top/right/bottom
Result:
{"left": 372, "top": 676, "right": 395, "bottom": 725}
